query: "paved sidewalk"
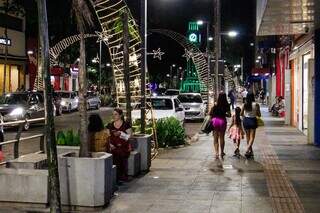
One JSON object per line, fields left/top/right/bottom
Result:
{"left": 103, "top": 107, "right": 320, "bottom": 213}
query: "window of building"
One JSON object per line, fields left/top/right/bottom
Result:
{"left": 0, "top": 13, "right": 23, "bottom": 32}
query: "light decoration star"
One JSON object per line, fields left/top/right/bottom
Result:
{"left": 147, "top": 48, "right": 165, "bottom": 60}
{"left": 182, "top": 49, "right": 193, "bottom": 61}
{"left": 95, "top": 30, "right": 110, "bottom": 43}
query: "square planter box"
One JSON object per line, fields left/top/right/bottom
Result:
{"left": 128, "top": 151, "right": 141, "bottom": 176}
{"left": 58, "top": 152, "right": 113, "bottom": 207}
{"left": 57, "top": 145, "right": 80, "bottom": 156}
{"left": 133, "top": 134, "right": 152, "bottom": 172}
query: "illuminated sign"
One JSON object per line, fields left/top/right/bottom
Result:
{"left": 0, "top": 38, "right": 11, "bottom": 46}
{"left": 189, "top": 33, "right": 198, "bottom": 43}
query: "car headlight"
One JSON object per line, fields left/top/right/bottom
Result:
{"left": 61, "top": 101, "right": 67, "bottom": 106}
{"left": 9, "top": 108, "right": 24, "bottom": 116}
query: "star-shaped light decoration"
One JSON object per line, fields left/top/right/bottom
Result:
{"left": 95, "top": 30, "right": 110, "bottom": 43}
{"left": 146, "top": 48, "right": 165, "bottom": 60}
{"left": 182, "top": 49, "right": 193, "bottom": 61}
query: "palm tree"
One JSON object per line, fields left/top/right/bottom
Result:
{"left": 72, "top": 0, "right": 94, "bottom": 157}
{"left": 37, "top": 0, "right": 62, "bottom": 211}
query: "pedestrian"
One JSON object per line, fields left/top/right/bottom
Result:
{"left": 106, "top": 108, "right": 132, "bottom": 182}
{"left": 241, "top": 88, "right": 248, "bottom": 103}
{"left": 228, "top": 107, "right": 245, "bottom": 156}
{"left": 88, "top": 114, "right": 110, "bottom": 153}
{"left": 241, "top": 93, "right": 261, "bottom": 158}
{"left": 228, "top": 89, "right": 236, "bottom": 109}
{"left": 210, "top": 93, "right": 231, "bottom": 159}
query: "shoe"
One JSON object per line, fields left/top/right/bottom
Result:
{"left": 234, "top": 148, "right": 240, "bottom": 156}
{"left": 215, "top": 154, "right": 219, "bottom": 159}
{"left": 221, "top": 152, "right": 226, "bottom": 158}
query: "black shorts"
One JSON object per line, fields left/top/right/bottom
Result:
{"left": 243, "top": 117, "right": 257, "bottom": 130}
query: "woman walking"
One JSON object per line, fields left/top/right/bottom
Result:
{"left": 106, "top": 108, "right": 132, "bottom": 182}
{"left": 241, "top": 93, "right": 261, "bottom": 158}
{"left": 210, "top": 93, "right": 231, "bottom": 159}
{"left": 88, "top": 114, "right": 110, "bottom": 153}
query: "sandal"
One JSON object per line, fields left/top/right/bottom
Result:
{"left": 215, "top": 154, "right": 219, "bottom": 159}
{"left": 234, "top": 148, "right": 240, "bottom": 156}
{"left": 221, "top": 152, "right": 226, "bottom": 158}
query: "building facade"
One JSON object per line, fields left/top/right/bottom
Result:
{"left": 0, "top": 1, "right": 26, "bottom": 94}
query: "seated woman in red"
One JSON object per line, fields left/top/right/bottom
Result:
{"left": 106, "top": 108, "right": 132, "bottom": 182}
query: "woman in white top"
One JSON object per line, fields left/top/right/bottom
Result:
{"left": 241, "top": 93, "right": 261, "bottom": 158}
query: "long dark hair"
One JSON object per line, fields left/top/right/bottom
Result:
{"left": 88, "top": 114, "right": 104, "bottom": 133}
{"left": 234, "top": 107, "right": 242, "bottom": 126}
{"left": 113, "top": 108, "right": 125, "bottom": 121}
{"left": 216, "top": 93, "right": 229, "bottom": 110}
{"left": 244, "top": 93, "right": 255, "bottom": 111}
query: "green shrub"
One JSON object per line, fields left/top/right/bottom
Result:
{"left": 156, "top": 117, "right": 185, "bottom": 148}
{"left": 132, "top": 119, "right": 153, "bottom": 135}
{"left": 56, "top": 131, "right": 66, "bottom": 145}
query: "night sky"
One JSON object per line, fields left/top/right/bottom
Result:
{"left": 23, "top": 0, "right": 256, "bottom": 83}
{"left": 127, "top": 0, "right": 256, "bottom": 82}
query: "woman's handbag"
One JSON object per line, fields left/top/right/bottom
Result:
{"left": 201, "top": 115, "right": 214, "bottom": 134}
{"left": 256, "top": 117, "right": 264, "bottom": 127}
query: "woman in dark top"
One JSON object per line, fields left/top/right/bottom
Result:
{"left": 106, "top": 108, "right": 132, "bottom": 182}
{"left": 210, "top": 93, "right": 231, "bottom": 159}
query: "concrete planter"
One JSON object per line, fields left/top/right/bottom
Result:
{"left": 133, "top": 134, "right": 152, "bottom": 172}
{"left": 57, "top": 145, "right": 80, "bottom": 156}
{"left": 0, "top": 168, "right": 48, "bottom": 204}
{"left": 58, "top": 152, "right": 113, "bottom": 207}
{"left": 128, "top": 151, "right": 141, "bottom": 176}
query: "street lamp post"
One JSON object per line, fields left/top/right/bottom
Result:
{"left": 140, "top": 0, "right": 147, "bottom": 134}
{"left": 169, "top": 64, "right": 176, "bottom": 88}
{"left": 197, "top": 20, "right": 211, "bottom": 112}
{"left": 99, "top": 40, "right": 102, "bottom": 92}
{"left": 214, "top": 0, "right": 221, "bottom": 100}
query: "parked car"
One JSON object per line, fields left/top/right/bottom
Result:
{"left": 55, "top": 91, "right": 79, "bottom": 112}
{"left": 87, "top": 91, "right": 101, "bottom": 110}
{"left": 132, "top": 96, "right": 185, "bottom": 125}
{"left": 0, "top": 92, "right": 45, "bottom": 130}
{"left": 178, "top": 93, "right": 205, "bottom": 121}
{"left": 165, "top": 89, "right": 180, "bottom": 96}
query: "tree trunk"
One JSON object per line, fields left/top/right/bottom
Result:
{"left": 78, "top": 32, "right": 89, "bottom": 157}
{"left": 122, "top": 11, "right": 132, "bottom": 125}
{"left": 37, "top": 0, "right": 62, "bottom": 212}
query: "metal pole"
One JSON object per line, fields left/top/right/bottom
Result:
{"left": 240, "top": 57, "right": 244, "bottom": 84}
{"left": 170, "top": 66, "right": 172, "bottom": 88}
{"left": 140, "top": 0, "right": 147, "bottom": 134}
{"left": 99, "top": 40, "right": 102, "bottom": 92}
{"left": 206, "top": 22, "right": 210, "bottom": 112}
{"left": 214, "top": 0, "right": 221, "bottom": 100}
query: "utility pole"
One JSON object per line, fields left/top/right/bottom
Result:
{"left": 140, "top": 0, "right": 147, "bottom": 133}
{"left": 214, "top": 0, "right": 221, "bottom": 100}
{"left": 37, "top": 0, "right": 61, "bottom": 211}
{"left": 206, "top": 23, "right": 211, "bottom": 112}
{"left": 99, "top": 40, "right": 102, "bottom": 92}
{"left": 123, "top": 11, "right": 132, "bottom": 125}
{"left": 240, "top": 57, "right": 244, "bottom": 84}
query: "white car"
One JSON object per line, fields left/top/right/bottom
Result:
{"left": 87, "top": 91, "right": 101, "bottom": 110}
{"left": 132, "top": 96, "right": 185, "bottom": 125}
{"left": 178, "top": 93, "right": 206, "bottom": 120}
{"left": 56, "top": 91, "right": 79, "bottom": 112}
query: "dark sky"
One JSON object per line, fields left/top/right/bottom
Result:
{"left": 23, "top": 0, "right": 255, "bottom": 83}
{"left": 127, "top": 0, "right": 256, "bottom": 82}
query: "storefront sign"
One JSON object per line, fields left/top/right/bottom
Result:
{"left": 0, "top": 38, "right": 12, "bottom": 46}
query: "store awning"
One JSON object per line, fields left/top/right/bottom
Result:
{"left": 257, "top": 0, "right": 314, "bottom": 36}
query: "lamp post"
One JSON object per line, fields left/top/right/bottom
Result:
{"left": 169, "top": 64, "right": 176, "bottom": 88}
{"left": 214, "top": 0, "right": 221, "bottom": 100}
{"left": 197, "top": 20, "right": 212, "bottom": 112}
{"left": 140, "top": 0, "right": 147, "bottom": 134}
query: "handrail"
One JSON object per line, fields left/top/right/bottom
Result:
{"left": 0, "top": 134, "right": 44, "bottom": 146}
{"left": 0, "top": 118, "right": 45, "bottom": 126}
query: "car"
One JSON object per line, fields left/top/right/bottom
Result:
{"left": 0, "top": 92, "right": 45, "bottom": 130}
{"left": 132, "top": 96, "right": 185, "bottom": 125}
{"left": 164, "top": 89, "right": 180, "bottom": 96}
{"left": 178, "top": 93, "right": 206, "bottom": 121}
{"left": 56, "top": 91, "right": 79, "bottom": 112}
{"left": 87, "top": 91, "right": 101, "bottom": 110}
